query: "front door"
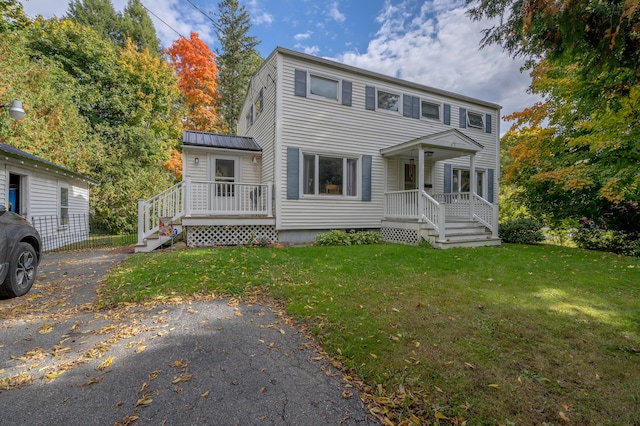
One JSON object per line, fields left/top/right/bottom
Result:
{"left": 403, "top": 159, "right": 417, "bottom": 190}
{"left": 211, "top": 156, "right": 238, "bottom": 211}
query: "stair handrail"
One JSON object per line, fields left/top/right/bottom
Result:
{"left": 421, "top": 191, "right": 446, "bottom": 242}
{"left": 471, "top": 193, "right": 495, "bottom": 232}
{"left": 137, "top": 182, "right": 185, "bottom": 245}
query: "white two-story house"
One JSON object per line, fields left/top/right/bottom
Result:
{"left": 136, "top": 47, "right": 501, "bottom": 252}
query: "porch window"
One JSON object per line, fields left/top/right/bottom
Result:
{"left": 377, "top": 90, "right": 399, "bottom": 112}
{"left": 452, "top": 168, "right": 471, "bottom": 193}
{"left": 302, "top": 153, "right": 358, "bottom": 196}
{"left": 467, "top": 111, "right": 484, "bottom": 129}
{"left": 59, "top": 186, "right": 69, "bottom": 226}
{"left": 421, "top": 101, "right": 440, "bottom": 120}
{"left": 310, "top": 74, "right": 338, "bottom": 100}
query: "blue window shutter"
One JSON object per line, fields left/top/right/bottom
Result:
{"left": 342, "top": 80, "right": 352, "bottom": 106}
{"left": 402, "top": 94, "right": 412, "bottom": 117}
{"left": 259, "top": 88, "right": 264, "bottom": 112}
{"left": 485, "top": 113, "right": 492, "bottom": 133}
{"left": 249, "top": 105, "right": 253, "bottom": 125}
{"left": 412, "top": 96, "right": 420, "bottom": 119}
{"left": 294, "top": 69, "right": 307, "bottom": 97}
{"left": 459, "top": 107, "right": 467, "bottom": 128}
{"left": 365, "top": 86, "right": 375, "bottom": 110}
{"left": 287, "top": 147, "right": 300, "bottom": 199}
{"left": 487, "top": 168, "right": 495, "bottom": 203}
{"left": 444, "top": 163, "right": 452, "bottom": 193}
{"left": 443, "top": 103, "right": 451, "bottom": 125}
{"left": 362, "top": 155, "right": 372, "bottom": 202}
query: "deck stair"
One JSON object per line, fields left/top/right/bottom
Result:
{"left": 135, "top": 221, "right": 183, "bottom": 253}
{"left": 422, "top": 217, "right": 501, "bottom": 249}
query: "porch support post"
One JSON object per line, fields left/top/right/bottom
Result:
{"left": 267, "top": 180, "right": 273, "bottom": 218}
{"left": 137, "top": 199, "right": 145, "bottom": 245}
{"left": 184, "top": 176, "right": 191, "bottom": 217}
{"left": 418, "top": 147, "right": 425, "bottom": 220}
{"left": 469, "top": 154, "right": 476, "bottom": 221}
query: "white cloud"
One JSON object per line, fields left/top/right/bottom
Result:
{"left": 334, "top": 1, "right": 538, "bottom": 133}
{"left": 247, "top": 0, "right": 274, "bottom": 25}
{"left": 328, "top": 2, "right": 346, "bottom": 23}
{"left": 295, "top": 44, "right": 320, "bottom": 56}
{"left": 294, "top": 31, "right": 313, "bottom": 41}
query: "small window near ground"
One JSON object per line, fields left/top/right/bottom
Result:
{"left": 467, "top": 111, "right": 484, "bottom": 129}
{"left": 377, "top": 90, "right": 399, "bottom": 112}
{"left": 60, "top": 186, "right": 69, "bottom": 226}
{"left": 421, "top": 101, "right": 440, "bottom": 120}
{"left": 310, "top": 74, "right": 339, "bottom": 100}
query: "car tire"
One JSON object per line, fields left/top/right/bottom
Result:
{"left": 0, "top": 242, "right": 38, "bottom": 298}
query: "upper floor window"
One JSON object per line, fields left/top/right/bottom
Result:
{"left": 422, "top": 101, "right": 440, "bottom": 120}
{"left": 467, "top": 111, "right": 484, "bottom": 129}
{"left": 310, "top": 75, "right": 338, "bottom": 100}
{"left": 377, "top": 89, "right": 399, "bottom": 112}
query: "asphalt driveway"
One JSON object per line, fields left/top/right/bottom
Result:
{"left": 0, "top": 248, "right": 375, "bottom": 425}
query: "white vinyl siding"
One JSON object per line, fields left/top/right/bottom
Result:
{"left": 236, "top": 50, "right": 500, "bottom": 232}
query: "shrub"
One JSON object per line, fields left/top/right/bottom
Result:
{"left": 573, "top": 229, "right": 640, "bottom": 257}
{"left": 498, "top": 218, "right": 545, "bottom": 244}
{"left": 315, "top": 230, "right": 383, "bottom": 246}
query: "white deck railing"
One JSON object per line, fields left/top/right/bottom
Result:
{"left": 138, "top": 182, "right": 185, "bottom": 245}
{"left": 385, "top": 191, "right": 497, "bottom": 240}
{"left": 138, "top": 180, "right": 272, "bottom": 245}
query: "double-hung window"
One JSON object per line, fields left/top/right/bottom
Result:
{"left": 302, "top": 153, "right": 358, "bottom": 196}
{"left": 421, "top": 101, "right": 440, "bottom": 120}
{"left": 59, "top": 185, "right": 69, "bottom": 227}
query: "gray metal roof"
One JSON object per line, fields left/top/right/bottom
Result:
{"left": 183, "top": 131, "right": 262, "bottom": 152}
{"left": 0, "top": 142, "right": 97, "bottom": 183}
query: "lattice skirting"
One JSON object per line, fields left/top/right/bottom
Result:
{"left": 186, "top": 225, "right": 278, "bottom": 247}
{"left": 381, "top": 226, "right": 421, "bottom": 246}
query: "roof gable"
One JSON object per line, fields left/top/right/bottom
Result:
{"left": 0, "top": 142, "right": 96, "bottom": 183}
{"left": 381, "top": 129, "right": 484, "bottom": 157}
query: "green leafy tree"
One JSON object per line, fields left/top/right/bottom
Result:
{"left": 214, "top": 0, "right": 262, "bottom": 133}
{"left": 0, "top": 29, "right": 102, "bottom": 176}
{"left": 26, "top": 18, "right": 182, "bottom": 232}
{"left": 469, "top": 0, "right": 640, "bottom": 231}
{"left": 0, "top": 0, "right": 29, "bottom": 33}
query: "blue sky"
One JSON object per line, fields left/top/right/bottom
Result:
{"left": 20, "top": 0, "right": 538, "bottom": 133}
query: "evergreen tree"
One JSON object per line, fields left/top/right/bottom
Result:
{"left": 66, "top": 0, "right": 119, "bottom": 42}
{"left": 121, "top": 0, "right": 161, "bottom": 55}
{"left": 214, "top": 0, "right": 261, "bottom": 134}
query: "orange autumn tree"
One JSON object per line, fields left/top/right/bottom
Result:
{"left": 166, "top": 32, "right": 224, "bottom": 133}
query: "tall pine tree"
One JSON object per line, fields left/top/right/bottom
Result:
{"left": 214, "top": 0, "right": 261, "bottom": 134}
{"left": 121, "top": 0, "right": 161, "bottom": 56}
{"left": 66, "top": 0, "right": 119, "bottom": 42}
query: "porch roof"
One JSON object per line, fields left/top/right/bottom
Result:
{"left": 380, "top": 129, "right": 484, "bottom": 161}
{"left": 183, "top": 130, "right": 262, "bottom": 152}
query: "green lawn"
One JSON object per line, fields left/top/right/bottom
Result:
{"left": 101, "top": 244, "right": 640, "bottom": 425}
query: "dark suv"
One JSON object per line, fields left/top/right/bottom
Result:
{"left": 0, "top": 204, "right": 41, "bottom": 298}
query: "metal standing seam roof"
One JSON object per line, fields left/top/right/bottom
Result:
{"left": 0, "top": 142, "right": 97, "bottom": 183}
{"left": 182, "top": 131, "right": 262, "bottom": 152}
